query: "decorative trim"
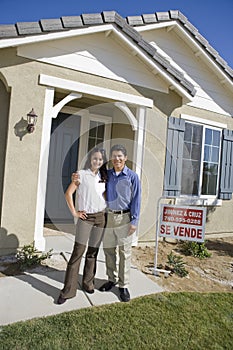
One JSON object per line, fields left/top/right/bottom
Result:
{"left": 0, "top": 24, "right": 114, "bottom": 48}
{"left": 39, "top": 74, "right": 154, "bottom": 108}
{"left": 114, "top": 102, "right": 138, "bottom": 130}
{"left": 135, "top": 21, "right": 177, "bottom": 32}
{"left": 181, "top": 114, "right": 227, "bottom": 129}
{"left": 51, "top": 92, "right": 82, "bottom": 119}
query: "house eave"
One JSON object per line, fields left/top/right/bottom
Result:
{"left": 133, "top": 18, "right": 233, "bottom": 91}
{"left": 0, "top": 24, "right": 114, "bottom": 49}
{"left": 0, "top": 22, "right": 195, "bottom": 102}
{"left": 0, "top": 11, "right": 196, "bottom": 99}
{"left": 111, "top": 26, "right": 194, "bottom": 102}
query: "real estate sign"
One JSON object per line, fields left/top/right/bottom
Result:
{"left": 159, "top": 204, "right": 207, "bottom": 242}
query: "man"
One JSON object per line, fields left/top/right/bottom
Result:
{"left": 72, "top": 144, "right": 141, "bottom": 302}
{"left": 99, "top": 144, "right": 141, "bottom": 302}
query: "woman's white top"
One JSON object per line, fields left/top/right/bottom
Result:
{"left": 75, "top": 169, "right": 106, "bottom": 213}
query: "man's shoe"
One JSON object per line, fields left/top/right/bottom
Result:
{"left": 99, "top": 281, "right": 116, "bottom": 292}
{"left": 57, "top": 294, "right": 67, "bottom": 305}
{"left": 119, "top": 288, "right": 130, "bottom": 302}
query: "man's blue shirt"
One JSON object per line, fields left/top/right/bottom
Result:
{"left": 106, "top": 166, "right": 141, "bottom": 225}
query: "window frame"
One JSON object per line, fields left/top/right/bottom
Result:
{"left": 78, "top": 111, "right": 112, "bottom": 169}
{"left": 178, "top": 115, "right": 228, "bottom": 205}
{"left": 181, "top": 120, "right": 222, "bottom": 199}
{"left": 164, "top": 115, "right": 233, "bottom": 205}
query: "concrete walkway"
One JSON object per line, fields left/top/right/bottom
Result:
{"left": 0, "top": 232, "right": 163, "bottom": 326}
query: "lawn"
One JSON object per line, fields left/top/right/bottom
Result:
{"left": 0, "top": 293, "right": 232, "bottom": 350}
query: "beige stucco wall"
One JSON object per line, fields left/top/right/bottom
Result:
{"left": 0, "top": 47, "right": 152, "bottom": 254}
{"left": 137, "top": 90, "right": 183, "bottom": 242}
{"left": 0, "top": 46, "right": 233, "bottom": 254}
{"left": 0, "top": 49, "right": 47, "bottom": 254}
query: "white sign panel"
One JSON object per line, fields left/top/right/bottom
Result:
{"left": 159, "top": 204, "right": 207, "bottom": 242}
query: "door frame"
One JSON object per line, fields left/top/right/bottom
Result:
{"left": 60, "top": 106, "right": 112, "bottom": 170}
{"left": 78, "top": 110, "right": 112, "bottom": 169}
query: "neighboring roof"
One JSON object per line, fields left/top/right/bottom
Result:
{"left": 0, "top": 10, "right": 232, "bottom": 96}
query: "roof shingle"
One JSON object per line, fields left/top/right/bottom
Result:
{"left": 39, "top": 18, "right": 64, "bottom": 32}
{"left": 0, "top": 24, "right": 18, "bottom": 38}
{"left": 61, "top": 16, "right": 84, "bottom": 28}
{"left": 16, "top": 21, "right": 42, "bottom": 35}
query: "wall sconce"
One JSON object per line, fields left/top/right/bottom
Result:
{"left": 27, "top": 108, "right": 38, "bottom": 133}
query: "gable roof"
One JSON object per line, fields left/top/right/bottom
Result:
{"left": 0, "top": 10, "right": 232, "bottom": 97}
{"left": 128, "top": 11, "right": 233, "bottom": 81}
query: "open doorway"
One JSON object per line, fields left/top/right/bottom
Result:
{"left": 44, "top": 112, "right": 81, "bottom": 224}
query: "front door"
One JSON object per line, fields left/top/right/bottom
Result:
{"left": 45, "top": 112, "right": 81, "bottom": 223}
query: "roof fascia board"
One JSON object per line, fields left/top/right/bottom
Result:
{"left": 135, "top": 21, "right": 177, "bottom": 32}
{"left": 39, "top": 74, "right": 154, "bottom": 108}
{"left": 0, "top": 24, "right": 113, "bottom": 49}
{"left": 175, "top": 23, "right": 233, "bottom": 87}
{"left": 136, "top": 21, "right": 233, "bottom": 88}
{"left": 111, "top": 26, "right": 193, "bottom": 101}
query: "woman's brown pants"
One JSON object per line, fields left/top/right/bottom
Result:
{"left": 60, "top": 211, "right": 105, "bottom": 299}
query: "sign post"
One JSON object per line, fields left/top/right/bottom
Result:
{"left": 153, "top": 198, "right": 207, "bottom": 276}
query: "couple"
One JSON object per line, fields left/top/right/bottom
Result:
{"left": 57, "top": 144, "right": 141, "bottom": 304}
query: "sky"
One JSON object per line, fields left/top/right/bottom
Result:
{"left": 0, "top": 0, "right": 232, "bottom": 68}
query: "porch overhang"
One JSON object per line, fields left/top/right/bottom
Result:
{"left": 34, "top": 74, "right": 150, "bottom": 251}
{"left": 39, "top": 74, "right": 153, "bottom": 108}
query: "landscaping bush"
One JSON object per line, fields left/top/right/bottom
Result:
{"left": 179, "top": 240, "right": 211, "bottom": 259}
{"left": 16, "top": 242, "right": 53, "bottom": 270}
{"left": 166, "top": 252, "right": 188, "bottom": 277}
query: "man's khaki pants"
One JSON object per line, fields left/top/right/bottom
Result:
{"left": 103, "top": 212, "right": 132, "bottom": 288}
{"left": 61, "top": 211, "right": 105, "bottom": 299}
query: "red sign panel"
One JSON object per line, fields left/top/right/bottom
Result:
{"left": 159, "top": 205, "right": 206, "bottom": 242}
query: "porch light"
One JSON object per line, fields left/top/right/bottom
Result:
{"left": 27, "top": 108, "right": 38, "bottom": 133}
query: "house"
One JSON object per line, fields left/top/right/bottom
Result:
{"left": 0, "top": 10, "right": 233, "bottom": 255}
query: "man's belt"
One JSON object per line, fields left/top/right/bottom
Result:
{"left": 108, "top": 209, "right": 130, "bottom": 214}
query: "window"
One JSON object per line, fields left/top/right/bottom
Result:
{"left": 88, "top": 121, "right": 105, "bottom": 151}
{"left": 181, "top": 122, "right": 221, "bottom": 196}
{"left": 163, "top": 116, "right": 233, "bottom": 200}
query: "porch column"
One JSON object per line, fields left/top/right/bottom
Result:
{"left": 34, "top": 87, "right": 54, "bottom": 251}
{"left": 113, "top": 102, "right": 146, "bottom": 245}
{"left": 134, "top": 106, "right": 147, "bottom": 180}
{"left": 34, "top": 88, "right": 82, "bottom": 251}
{"left": 133, "top": 106, "right": 147, "bottom": 245}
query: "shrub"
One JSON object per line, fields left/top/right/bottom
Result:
{"left": 16, "top": 242, "right": 53, "bottom": 270}
{"left": 166, "top": 252, "right": 188, "bottom": 277}
{"left": 180, "top": 240, "right": 211, "bottom": 259}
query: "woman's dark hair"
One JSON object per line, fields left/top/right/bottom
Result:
{"left": 84, "top": 147, "right": 108, "bottom": 182}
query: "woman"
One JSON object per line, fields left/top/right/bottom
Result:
{"left": 57, "top": 147, "right": 107, "bottom": 304}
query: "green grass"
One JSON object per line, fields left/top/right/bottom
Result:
{"left": 0, "top": 293, "right": 232, "bottom": 350}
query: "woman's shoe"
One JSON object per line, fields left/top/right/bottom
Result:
{"left": 57, "top": 294, "right": 67, "bottom": 304}
{"left": 82, "top": 286, "right": 94, "bottom": 294}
